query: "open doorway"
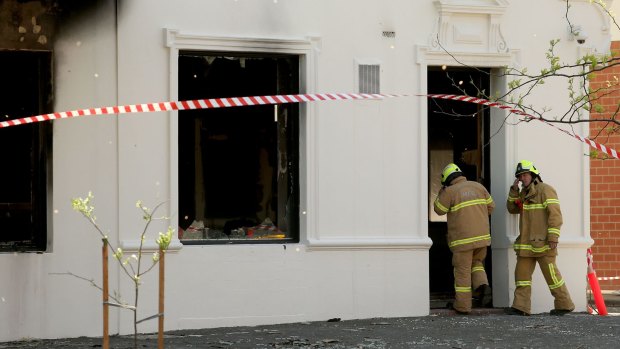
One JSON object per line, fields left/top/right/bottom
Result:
{"left": 427, "top": 66, "right": 491, "bottom": 308}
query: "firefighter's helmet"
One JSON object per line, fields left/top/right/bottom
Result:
{"left": 441, "top": 163, "right": 463, "bottom": 186}
{"left": 515, "top": 160, "right": 540, "bottom": 178}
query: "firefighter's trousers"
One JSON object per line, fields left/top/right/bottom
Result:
{"left": 452, "top": 247, "right": 489, "bottom": 313}
{"left": 511, "top": 255, "right": 575, "bottom": 314}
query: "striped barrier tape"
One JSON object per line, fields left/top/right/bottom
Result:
{"left": 0, "top": 93, "right": 398, "bottom": 128}
{"left": 428, "top": 94, "right": 619, "bottom": 160}
{"left": 1, "top": 92, "right": 618, "bottom": 159}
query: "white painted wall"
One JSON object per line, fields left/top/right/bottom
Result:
{"left": 612, "top": 0, "right": 620, "bottom": 40}
{"left": 0, "top": 0, "right": 119, "bottom": 340}
{"left": 0, "top": 0, "right": 605, "bottom": 341}
{"left": 498, "top": 0, "right": 602, "bottom": 313}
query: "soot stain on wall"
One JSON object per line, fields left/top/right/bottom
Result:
{"left": 0, "top": 0, "right": 102, "bottom": 50}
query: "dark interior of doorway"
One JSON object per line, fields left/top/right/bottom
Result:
{"left": 427, "top": 66, "right": 491, "bottom": 308}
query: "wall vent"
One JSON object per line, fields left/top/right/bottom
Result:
{"left": 358, "top": 63, "right": 380, "bottom": 94}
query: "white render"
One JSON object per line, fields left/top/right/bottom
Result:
{"left": 0, "top": 0, "right": 605, "bottom": 341}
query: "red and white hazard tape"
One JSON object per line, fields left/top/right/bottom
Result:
{"left": 427, "top": 94, "right": 619, "bottom": 160}
{"left": 1, "top": 92, "right": 617, "bottom": 160}
{"left": 0, "top": 93, "right": 397, "bottom": 128}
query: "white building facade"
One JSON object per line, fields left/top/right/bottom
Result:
{"left": 0, "top": 0, "right": 606, "bottom": 341}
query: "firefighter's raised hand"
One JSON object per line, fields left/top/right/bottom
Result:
{"left": 511, "top": 178, "right": 520, "bottom": 191}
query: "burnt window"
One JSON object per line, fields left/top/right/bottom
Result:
{"left": 178, "top": 52, "right": 300, "bottom": 244}
{"left": 0, "top": 51, "right": 52, "bottom": 252}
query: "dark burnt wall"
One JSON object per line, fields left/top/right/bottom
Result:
{"left": 0, "top": 0, "right": 101, "bottom": 50}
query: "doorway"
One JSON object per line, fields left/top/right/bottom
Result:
{"left": 427, "top": 66, "right": 491, "bottom": 307}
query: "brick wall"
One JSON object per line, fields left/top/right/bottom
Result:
{"left": 589, "top": 40, "right": 620, "bottom": 290}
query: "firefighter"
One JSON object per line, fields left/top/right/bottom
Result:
{"left": 434, "top": 163, "right": 495, "bottom": 314}
{"left": 505, "top": 160, "right": 575, "bottom": 316}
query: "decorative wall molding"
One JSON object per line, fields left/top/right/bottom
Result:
{"left": 165, "top": 29, "right": 317, "bottom": 54}
{"left": 120, "top": 239, "right": 183, "bottom": 253}
{"left": 430, "top": 0, "right": 510, "bottom": 53}
{"left": 305, "top": 237, "right": 433, "bottom": 251}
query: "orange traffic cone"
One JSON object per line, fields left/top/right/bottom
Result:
{"left": 587, "top": 248, "right": 608, "bottom": 316}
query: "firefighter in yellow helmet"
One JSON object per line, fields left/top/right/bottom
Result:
{"left": 505, "top": 160, "right": 575, "bottom": 316}
{"left": 434, "top": 163, "right": 495, "bottom": 314}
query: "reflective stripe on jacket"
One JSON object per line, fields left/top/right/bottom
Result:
{"left": 506, "top": 181, "right": 562, "bottom": 257}
{"left": 434, "top": 176, "right": 495, "bottom": 252}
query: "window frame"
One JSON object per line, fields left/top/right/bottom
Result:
{"left": 177, "top": 52, "right": 300, "bottom": 244}
{"left": 0, "top": 50, "right": 53, "bottom": 253}
{"left": 165, "top": 30, "right": 319, "bottom": 246}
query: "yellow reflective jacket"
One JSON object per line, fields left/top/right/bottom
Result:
{"left": 506, "top": 181, "right": 562, "bottom": 257}
{"left": 434, "top": 176, "right": 495, "bottom": 252}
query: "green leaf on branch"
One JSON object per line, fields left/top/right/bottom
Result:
{"left": 156, "top": 227, "right": 174, "bottom": 250}
{"left": 594, "top": 104, "right": 605, "bottom": 113}
{"left": 71, "top": 192, "right": 95, "bottom": 220}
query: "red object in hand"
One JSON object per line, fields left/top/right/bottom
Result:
{"left": 515, "top": 199, "right": 523, "bottom": 209}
